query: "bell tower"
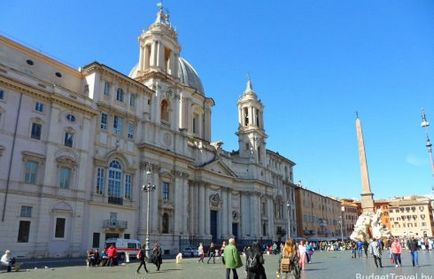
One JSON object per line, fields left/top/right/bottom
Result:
{"left": 237, "top": 79, "right": 267, "bottom": 164}
{"left": 135, "top": 2, "right": 180, "bottom": 80}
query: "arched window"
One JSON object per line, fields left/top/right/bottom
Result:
{"left": 160, "top": 100, "right": 169, "bottom": 122}
{"left": 162, "top": 213, "right": 169, "bottom": 233}
{"left": 108, "top": 160, "right": 122, "bottom": 200}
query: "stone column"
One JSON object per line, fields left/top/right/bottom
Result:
{"left": 173, "top": 93, "right": 180, "bottom": 131}
{"left": 182, "top": 176, "right": 189, "bottom": 234}
{"left": 198, "top": 183, "right": 205, "bottom": 236}
{"left": 157, "top": 42, "right": 164, "bottom": 69}
{"left": 240, "top": 193, "right": 250, "bottom": 238}
{"left": 267, "top": 198, "right": 274, "bottom": 239}
{"left": 150, "top": 41, "right": 158, "bottom": 67}
{"left": 204, "top": 186, "right": 210, "bottom": 235}
{"left": 173, "top": 53, "right": 179, "bottom": 77}
{"left": 204, "top": 107, "right": 211, "bottom": 141}
{"left": 144, "top": 44, "right": 150, "bottom": 69}
{"left": 227, "top": 190, "right": 233, "bottom": 237}
{"left": 173, "top": 174, "right": 182, "bottom": 234}
{"left": 186, "top": 98, "right": 192, "bottom": 133}
{"left": 151, "top": 170, "right": 160, "bottom": 233}
{"left": 139, "top": 45, "right": 144, "bottom": 71}
{"left": 221, "top": 189, "right": 228, "bottom": 239}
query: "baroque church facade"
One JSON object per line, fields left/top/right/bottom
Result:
{"left": 0, "top": 7, "right": 297, "bottom": 258}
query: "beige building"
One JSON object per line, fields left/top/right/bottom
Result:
{"left": 340, "top": 199, "right": 359, "bottom": 238}
{"left": 0, "top": 7, "right": 297, "bottom": 258}
{"left": 295, "top": 187, "right": 342, "bottom": 239}
{"left": 389, "top": 196, "right": 434, "bottom": 238}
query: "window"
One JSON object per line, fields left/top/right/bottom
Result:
{"left": 124, "top": 175, "right": 132, "bottom": 200}
{"left": 24, "top": 161, "right": 38, "bottom": 184}
{"left": 124, "top": 233, "right": 130, "bottom": 239}
{"left": 66, "top": 114, "right": 76, "bottom": 122}
{"left": 104, "top": 82, "right": 111, "bottom": 96}
{"left": 127, "top": 122, "right": 135, "bottom": 140}
{"left": 160, "top": 100, "right": 169, "bottom": 122}
{"left": 20, "top": 206, "right": 32, "bottom": 218}
{"left": 31, "top": 123, "right": 42, "bottom": 140}
{"left": 129, "top": 94, "right": 136, "bottom": 107}
{"left": 116, "top": 88, "right": 124, "bottom": 102}
{"left": 92, "top": 232, "right": 100, "bottom": 248}
{"left": 262, "top": 222, "right": 267, "bottom": 236}
{"left": 96, "top": 167, "right": 105, "bottom": 194}
{"left": 35, "top": 102, "right": 44, "bottom": 112}
{"left": 17, "top": 221, "right": 31, "bottom": 242}
{"left": 26, "top": 59, "right": 34, "bottom": 65}
{"left": 162, "top": 182, "right": 169, "bottom": 201}
{"left": 64, "top": 132, "right": 73, "bottom": 147}
{"left": 162, "top": 213, "right": 169, "bottom": 233}
{"left": 55, "top": 217, "right": 66, "bottom": 238}
{"left": 59, "top": 167, "right": 71, "bottom": 189}
{"left": 108, "top": 160, "right": 122, "bottom": 198}
{"left": 193, "top": 114, "right": 199, "bottom": 134}
{"left": 0, "top": 89, "right": 4, "bottom": 100}
{"left": 113, "top": 116, "right": 123, "bottom": 135}
{"left": 55, "top": 72, "right": 62, "bottom": 78}
{"left": 100, "top": 113, "right": 108, "bottom": 130}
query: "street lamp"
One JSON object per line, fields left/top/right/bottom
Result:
{"left": 421, "top": 110, "right": 434, "bottom": 176}
{"left": 286, "top": 201, "right": 291, "bottom": 239}
{"left": 340, "top": 206, "right": 345, "bottom": 242}
{"left": 142, "top": 166, "right": 156, "bottom": 258}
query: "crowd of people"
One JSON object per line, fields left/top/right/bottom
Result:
{"left": 2, "top": 235, "right": 432, "bottom": 276}
{"left": 350, "top": 236, "right": 431, "bottom": 269}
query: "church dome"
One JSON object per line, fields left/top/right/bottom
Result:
{"left": 128, "top": 57, "right": 204, "bottom": 94}
{"left": 178, "top": 57, "right": 204, "bottom": 94}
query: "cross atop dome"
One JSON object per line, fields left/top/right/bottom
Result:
{"left": 243, "top": 75, "right": 257, "bottom": 97}
{"left": 155, "top": 1, "right": 170, "bottom": 25}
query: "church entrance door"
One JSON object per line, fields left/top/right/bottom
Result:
{"left": 210, "top": 210, "right": 218, "bottom": 241}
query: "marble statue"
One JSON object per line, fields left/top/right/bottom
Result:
{"left": 350, "top": 209, "right": 392, "bottom": 242}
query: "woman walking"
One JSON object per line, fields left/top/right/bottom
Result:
{"left": 391, "top": 238, "right": 402, "bottom": 267}
{"left": 245, "top": 242, "right": 266, "bottom": 279}
{"left": 298, "top": 240, "right": 306, "bottom": 270}
{"left": 151, "top": 242, "right": 162, "bottom": 271}
{"left": 198, "top": 243, "right": 205, "bottom": 263}
{"left": 136, "top": 244, "right": 149, "bottom": 274}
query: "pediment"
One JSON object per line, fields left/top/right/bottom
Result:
{"left": 203, "top": 159, "right": 237, "bottom": 178}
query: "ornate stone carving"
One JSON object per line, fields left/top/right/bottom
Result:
{"left": 232, "top": 210, "right": 239, "bottom": 222}
{"left": 209, "top": 193, "right": 221, "bottom": 208}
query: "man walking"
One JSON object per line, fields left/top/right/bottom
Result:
{"left": 207, "top": 242, "right": 216, "bottom": 264}
{"left": 223, "top": 238, "right": 242, "bottom": 279}
{"left": 407, "top": 237, "right": 419, "bottom": 267}
{"left": 369, "top": 239, "right": 383, "bottom": 268}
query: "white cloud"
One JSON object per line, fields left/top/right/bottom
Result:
{"left": 405, "top": 153, "right": 425, "bottom": 167}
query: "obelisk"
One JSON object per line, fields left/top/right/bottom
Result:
{"left": 355, "top": 115, "right": 375, "bottom": 213}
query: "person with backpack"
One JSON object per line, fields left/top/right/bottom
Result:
{"left": 277, "top": 239, "right": 300, "bottom": 279}
{"left": 245, "top": 242, "right": 266, "bottom": 279}
{"left": 136, "top": 244, "right": 149, "bottom": 274}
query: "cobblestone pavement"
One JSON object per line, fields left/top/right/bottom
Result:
{"left": 2, "top": 251, "right": 434, "bottom": 279}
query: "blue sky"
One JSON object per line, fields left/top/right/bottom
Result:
{"left": 2, "top": 0, "right": 434, "bottom": 199}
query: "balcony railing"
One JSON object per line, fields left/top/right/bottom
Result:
{"left": 108, "top": 196, "right": 123, "bottom": 205}
{"left": 103, "top": 219, "right": 128, "bottom": 230}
